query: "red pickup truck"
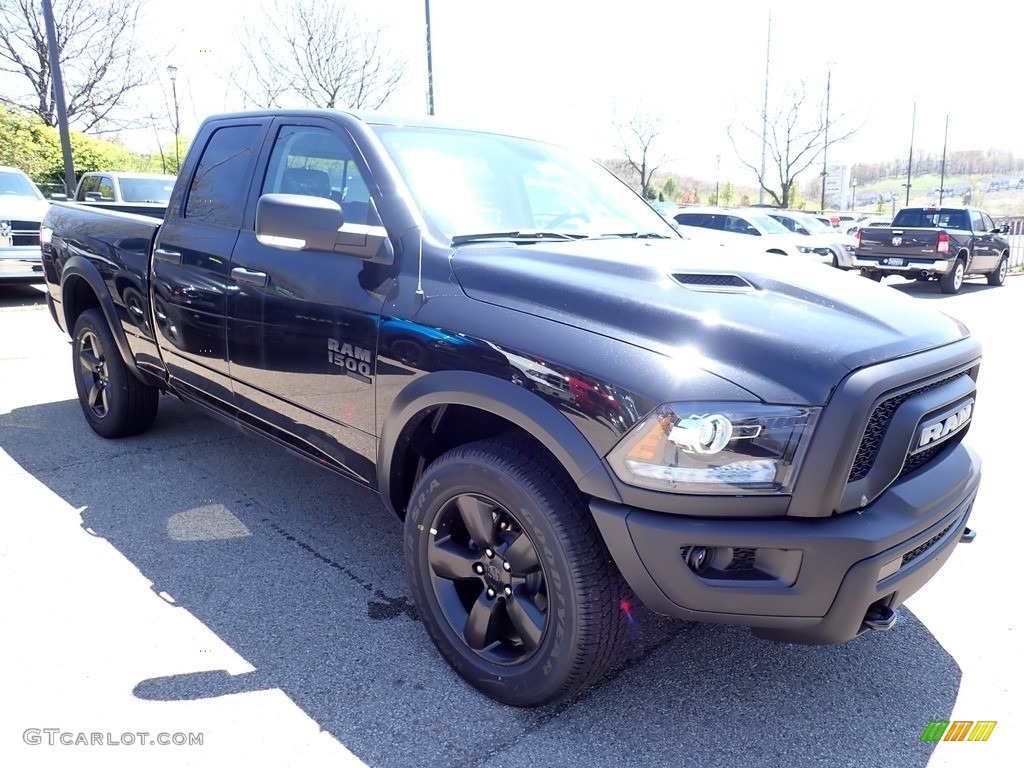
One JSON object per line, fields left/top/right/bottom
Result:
{"left": 852, "top": 206, "right": 1010, "bottom": 294}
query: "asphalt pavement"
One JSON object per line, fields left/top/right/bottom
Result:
{"left": 1, "top": 275, "right": 1019, "bottom": 767}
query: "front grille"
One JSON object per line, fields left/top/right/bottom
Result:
{"left": 812, "top": 247, "right": 832, "bottom": 256}
{"left": 901, "top": 520, "right": 957, "bottom": 567}
{"left": 848, "top": 372, "right": 967, "bottom": 482}
{"left": 2, "top": 220, "right": 41, "bottom": 247}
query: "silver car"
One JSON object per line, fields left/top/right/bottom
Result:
{"left": 768, "top": 209, "right": 858, "bottom": 269}
{"left": 0, "top": 166, "right": 49, "bottom": 284}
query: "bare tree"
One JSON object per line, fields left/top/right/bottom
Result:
{"left": 241, "top": 0, "right": 405, "bottom": 110}
{"left": 728, "top": 81, "right": 858, "bottom": 208}
{"left": 614, "top": 108, "right": 669, "bottom": 199}
{"left": 0, "top": 0, "right": 150, "bottom": 132}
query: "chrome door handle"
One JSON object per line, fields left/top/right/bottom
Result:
{"left": 231, "top": 266, "right": 269, "bottom": 287}
{"left": 154, "top": 248, "right": 182, "bottom": 265}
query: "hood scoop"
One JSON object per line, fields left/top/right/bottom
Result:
{"left": 671, "top": 272, "right": 756, "bottom": 292}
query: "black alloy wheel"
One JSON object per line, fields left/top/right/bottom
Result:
{"left": 405, "top": 437, "right": 629, "bottom": 707}
{"left": 72, "top": 308, "right": 159, "bottom": 438}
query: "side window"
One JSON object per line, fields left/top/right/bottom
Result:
{"left": 78, "top": 175, "right": 99, "bottom": 200}
{"left": 262, "top": 125, "right": 373, "bottom": 226}
{"left": 980, "top": 212, "right": 995, "bottom": 232}
{"left": 970, "top": 211, "right": 985, "bottom": 233}
{"left": 185, "top": 124, "right": 262, "bottom": 228}
{"left": 98, "top": 176, "right": 115, "bottom": 201}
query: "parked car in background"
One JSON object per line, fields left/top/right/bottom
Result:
{"left": 846, "top": 215, "right": 892, "bottom": 236}
{"left": 817, "top": 212, "right": 857, "bottom": 230}
{"left": 672, "top": 206, "right": 812, "bottom": 258}
{"left": 853, "top": 206, "right": 1010, "bottom": 293}
{"left": 766, "top": 209, "right": 857, "bottom": 269}
{"left": 0, "top": 165, "right": 48, "bottom": 284}
{"left": 63, "top": 172, "right": 176, "bottom": 205}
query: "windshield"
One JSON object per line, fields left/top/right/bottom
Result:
{"left": 0, "top": 170, "right": 44, "bottom": 200}
{"left": 792, "top": 213, "right": 833, "bottom": 234}
{"left": 119, "top": 177, "right": 175, "bottom": 203}
{"left": 371, "top": 125, "right": 679, "bottom": 242}
{"left": 746, "top": 212, "right": 790, "bottom": 235}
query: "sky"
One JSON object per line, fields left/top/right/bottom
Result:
{"left": 53, "top": 0, "right": 1024, "bottom": 185}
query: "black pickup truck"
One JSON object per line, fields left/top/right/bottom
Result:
{"left": 853, "top": 205, "right": 1010, "bottom": 293}
{"left": 41, "top": 110, "right": 983, "bottom": 707}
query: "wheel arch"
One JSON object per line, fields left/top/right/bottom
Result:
{"left": 378, "top": 371, "right": 622, "bottom": 520}
{"left": 60, "top": 256, "right": 145, "bottom": 382}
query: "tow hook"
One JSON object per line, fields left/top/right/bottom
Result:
{"left": 960, "top": 527, "right": 976, "bottom": 543}
{"left": 861, "top": 603, "right": 898, "bottom": 633}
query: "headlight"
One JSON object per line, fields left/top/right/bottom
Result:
{"left": 843, "top": 244, "right": 855, "bottom": 253}
{"left": 39, "top": 225, "right": 53, "bottom": 245}
{"left": 607, "top": 402, "right": 819, "bottom": 494}
{"left": 796, "top": 245, "right": 813, "bottom": 254}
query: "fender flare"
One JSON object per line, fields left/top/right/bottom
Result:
{"left": 60, "top": 255, "right": 147, "bottom": 383}
{"left": 377, "top": 370, "right": 622, "bottom": 517}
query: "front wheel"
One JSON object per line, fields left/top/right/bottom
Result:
{"left": 72, "top": 308, "right": 159, "bottom": 438}
{"left": 987, "top": 255, "right": 1008, "bottom": 286}
{"left": 939, "top": 258, "right": 965, "bottom": 294}
{"left": 404, "top": 437, "right": 629, "bottom": 707}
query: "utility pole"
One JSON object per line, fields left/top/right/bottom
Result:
{"left": 424, "top": 0, "right": 435, "bottom": 115}
{"left": 758, "top": 10, "right": 771, "bottom": 205}
{"left": 939, "top": 113, "right": 950, "bottom": 205}
{"left": 167, "top": 65, "right": 180, "bottom": 173}
{"left": 904, "top": 102, "right": 916, "bottom": 206}
{"left": 41, "top": 0, "right": 76, "bottom": 197}
{"left": 820, "top": 66, "right": 832, "bottom": 212}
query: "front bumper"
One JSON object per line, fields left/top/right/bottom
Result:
{"left": 0, "top": 247, "right": 44, "bottom": 283}
{"left": 592, "top": 442, "right": 980, "bottom": 645}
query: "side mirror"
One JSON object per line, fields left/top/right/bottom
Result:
{"left": 998, "top": 224, "right": 1010, "bottom": 235}
{"left": 797, "top": 226, "right": 810, "bottom": 235}
{"left": 85, "top": 191, "right": 102, "bottom": 201}
{"left": 50, "top": 193, "right": 68, "bottom": 201}
{"left": 256, "top": 193, "right": 343, "bottom": 251}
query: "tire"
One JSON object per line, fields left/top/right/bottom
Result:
{"left": 863, "top": 270, "right": 882, "bottom": 282}
{"left": 72, "top": 308, "right": 159, "bottom": 438}
{"left": 939, "top": 258, "right": 965, "bottom": 294}
{"left": 987, "top": 255, "right": 1008, "bottom": 286}
{"left": 404, "top": 437, "right": 628, "bottom": 707}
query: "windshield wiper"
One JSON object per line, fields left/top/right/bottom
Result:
{"left": 451, "top": 231, "right": 587, "bottom": 245}
{"left": 598, "top": 232, "right": 673, "bottom": 239}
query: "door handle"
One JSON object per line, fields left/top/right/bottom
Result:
{"left": 231, "top": 266, "right": 269, "bottom": 287}
{"left": 154, "top": 248, "right": 182, "bottom": 265}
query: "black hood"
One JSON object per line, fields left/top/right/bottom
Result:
{"left": 449, "top": 238, "right": 970, "bottom": 404}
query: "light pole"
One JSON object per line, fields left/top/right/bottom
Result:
{"left": 424, "top": 0, "right": 435, "bottom": 115}
{"left": 851, "top": 178, "right": 857, "bottom": 211}
{"left": 820, "top": 65, "right": 832, "bottom": 212}
{"left": 904, "top": 102, "right": 916, "bottom": 206}
{"left": 167, "top": 65, "right": 180, "bottom": 173}
{"left": 715, "top": 155, "right": 721, "bottom": 206}
{"left": 939, "top": 112, "right": 950, "bottom": 205}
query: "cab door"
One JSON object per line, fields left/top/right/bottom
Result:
{"left": 226, "top": 117, "right": 389, "bottom": 484}
{"left": 151, "top": 119, "right": 269, "bottom": 406}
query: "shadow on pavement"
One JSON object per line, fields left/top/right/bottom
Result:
{"left": 0, "top": 283, "right": 47, "bottom": 308}
{"left": 1, "top": 396, "right": 960, "bottom": 768}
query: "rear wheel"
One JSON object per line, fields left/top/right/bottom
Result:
{"left": 72, "top": 308, "right": 159, "bottom": 438}
{"left": 987, "top": 255, "right": 1008, "bottom": 286}
{"left": 404, "top": 437, "right": 629, "bottom": 707}
{"left": 939, "top": 258, "right": 965, "bottom": 294}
